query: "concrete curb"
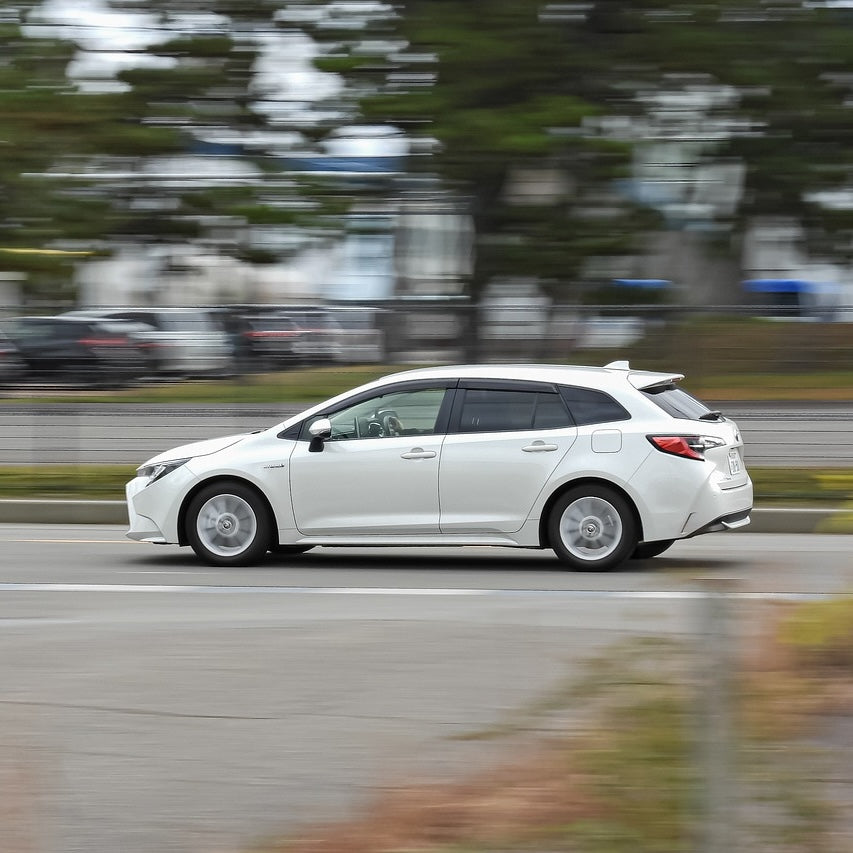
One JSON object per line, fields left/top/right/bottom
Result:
{"left": 1, "top": 501, "right": 852, "bottom": 533}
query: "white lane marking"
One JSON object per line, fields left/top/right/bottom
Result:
{"left": 0, "top": 583, "right": 835, "bottom": 601}
{"left": 0, "top": 538, "right": 131, "bottom": 544}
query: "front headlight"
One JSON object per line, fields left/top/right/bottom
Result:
{"left": 137, "top": 458, "right": 190, "bottom": 486}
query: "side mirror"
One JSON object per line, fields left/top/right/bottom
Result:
{"left": 308, "top": 417, "right": 332, "bottom": 453}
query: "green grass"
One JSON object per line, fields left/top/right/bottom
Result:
{"left": 0, "top": 463, "right": 849, "bottom": 503}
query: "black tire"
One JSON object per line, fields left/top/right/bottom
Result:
{"left": 548, "top": 484, "right": 637, "bottom": 572}
{"left": 269, "top": 544, "right": 315, "bottom": 555}
{"left": 186, "top": 481, "right": 272, "bottom": 567}
{"left": 631, "top": 539, "right": 675, "bottom": 560}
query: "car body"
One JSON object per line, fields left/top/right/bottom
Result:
{"left": 3, "top": 315, "right": 148, "bottom": 387}
{"left": 126, "top": 362, "right": 752, "bottom": 570}
{"left": 63, "top": 307, "right": 233, "bottom": 377}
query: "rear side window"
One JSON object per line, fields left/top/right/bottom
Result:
{"left": 559, "top": 386, "right": 630, "bottom": 425}
{"left": 456, "top": 389, "right": 571, "bottom": 432}
{"left": 642, "top": 384, "right": 715, "bottom": 420}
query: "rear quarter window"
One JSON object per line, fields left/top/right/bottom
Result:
{"left": 559, "top": 386, "right": 630, "bottom": 426}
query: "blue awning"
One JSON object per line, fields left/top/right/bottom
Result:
{"left": 743, "top": 279, "right": 812, "bottom": 294}
{"left": 612, "top": 279, "right": 671, "bottom": 289}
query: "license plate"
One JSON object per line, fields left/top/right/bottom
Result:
{"left": 728, "top": 449, "right": 741, "bottom": 475}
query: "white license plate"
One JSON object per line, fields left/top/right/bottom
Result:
{"left": 728, "top": 449, "right": 741, "bottom": 475}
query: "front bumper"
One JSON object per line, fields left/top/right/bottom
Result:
{"left": 125, "top": 476, "right": 167, "bottom": 543}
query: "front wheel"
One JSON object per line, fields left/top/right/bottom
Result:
{"left": 186, "top": 481, "right": 271, "bottom": 567}
{"left": 549, "top": 485, "right": 636, "bottom": 572}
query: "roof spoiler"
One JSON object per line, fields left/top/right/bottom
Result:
{"left": 604, "top": 360, "right": 685, "bottom": 389}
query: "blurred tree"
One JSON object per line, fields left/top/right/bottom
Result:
{"left": 303, "top": 0, "right": 853, "bottom": 311}
{"left": 305, "top": 0, "right": 655, "bottom": 315}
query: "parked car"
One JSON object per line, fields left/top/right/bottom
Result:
{"left": 0, "top": 328, "right": 26, "bottom": 385}
{"left": 276, "top": 305, "right": 343, "bottom": 363}
{"left": 2, "top": 315, "right": 148, "bottom": 387}
{"left": 126, "top": 361, "right": 752, "bottom": 568}
{"left": 63, "top": 307, "right": 233, "bottom": 377}
{"left": 328, "top": 305, "right": 387, "bottom": 363}
{"left": 214, "top": 307, "right": 305, "bottom": 372}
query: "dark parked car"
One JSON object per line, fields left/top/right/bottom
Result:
{"left": 2, "top": 315, "right": 149, "bottom": 387}
{"left": 0, "top": 328, "right": 26, "bottom": 386}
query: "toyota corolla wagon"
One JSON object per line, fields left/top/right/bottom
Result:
{"left": 126, "top": 362, "right": 752, "bottom": 571}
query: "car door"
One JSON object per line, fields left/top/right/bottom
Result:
{"left": 288, "top": 384, "right": 453, "bottom": 536}
{"left": 439, "top": 382, "right": 577, "bottom": 534}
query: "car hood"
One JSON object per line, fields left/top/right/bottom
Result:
{"left": 140, "top": 433, "right": 249, "bottom": 467}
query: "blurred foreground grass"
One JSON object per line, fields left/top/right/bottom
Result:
{"left": 0, "top": 464, "right": 851, "bottom": 504}
{"left": 251, "top": 596, "right": 853, "bottom": 852}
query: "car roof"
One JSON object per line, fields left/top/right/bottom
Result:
{"left": 366, "top": 362, "right": 684, "bottom": 392}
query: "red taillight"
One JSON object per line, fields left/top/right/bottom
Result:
{"left": 647, "top": 435, "right": 704, "bottom": 460}
{"left": 79, "top": 337, "right": 129, "bottom": 347}
{"left": 244, "top": 330, "right": 298, "bottom": 339}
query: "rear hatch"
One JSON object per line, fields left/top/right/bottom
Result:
{"left": 637, "top": 374, "right": 748, "bottom": 489}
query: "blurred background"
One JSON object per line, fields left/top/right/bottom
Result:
{"left": 2, "top": 5, "right": 853, "bottom": 853}
{"left": 2, "top": 0, "right": 853, "bottom": 390}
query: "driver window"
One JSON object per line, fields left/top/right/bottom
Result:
{"left": 310, "top": 387, "right": 448, "bottom": 441}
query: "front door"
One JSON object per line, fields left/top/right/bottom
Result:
{"left": 289, "top": 386, "right": 451, "bottom": 536}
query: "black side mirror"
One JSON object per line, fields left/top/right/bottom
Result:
{"left": 308, "top": 418, "right": 332, "bottom": 453}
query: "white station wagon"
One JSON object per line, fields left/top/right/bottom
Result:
{"left": 126, "top": 362, "right": 753, "bottom": 570}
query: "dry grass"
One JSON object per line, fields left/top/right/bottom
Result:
{"left": 254, "top": 745, "right": 599, "bottom": 853}
{"left": 248, "top": 602, "right": 853, "bottom": 853}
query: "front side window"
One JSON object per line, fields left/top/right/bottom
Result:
{"left": 308, "top": 387, "right": 449, "bottom": 441}
{"left": 456, "top": 389, "right": 571, "bottom": 433}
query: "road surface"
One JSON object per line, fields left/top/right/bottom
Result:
{"left": 1, "top": 526, "right": 851, "bottom": 853}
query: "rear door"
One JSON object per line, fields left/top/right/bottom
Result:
{"left": 438, "top": 381, "right": 577, "bottom": 534}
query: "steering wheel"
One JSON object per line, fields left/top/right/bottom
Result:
{"left": 381, "top": 413, "right": 404, "bottom": 436}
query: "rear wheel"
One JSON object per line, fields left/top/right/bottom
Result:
{"left": 186, "top": 481, "right": 271, "bottom": 567}
{"left": 631, "top": 539, "right": 675, "bottom": 560}
{"left": 549, "top": 485, "right": 636, "bottom": 572}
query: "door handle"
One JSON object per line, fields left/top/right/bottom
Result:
{"left": 401, "top": 448, "right": 436, "bottom": 460}
{"left": 522, "top": 441, "right": 558, "bottom": 452}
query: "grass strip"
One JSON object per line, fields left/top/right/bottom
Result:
{"left": 0, "top": 464, "right": 850, "bottom": 504}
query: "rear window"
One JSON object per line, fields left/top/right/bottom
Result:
{"left": 642, "top": 383, "right": 716, "bottom": 420}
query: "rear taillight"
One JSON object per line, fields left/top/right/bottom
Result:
{"left": 647, "top": 435, "right": 726, "bottom": 460}
{"left": 79, "top": 337, "right": 130, "bottom": 347}
{"left": 244, "top": 330, "right": 298, "bottom": 339}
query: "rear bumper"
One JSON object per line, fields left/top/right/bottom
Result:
{"left": 686, "top": 507, "right": 752, "bottom": 538}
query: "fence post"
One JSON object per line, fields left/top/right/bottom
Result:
{"left": 697, "top": 577, "right": 736, "bottom": 853}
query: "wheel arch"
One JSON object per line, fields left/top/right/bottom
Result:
{"left": 177, "top": 475, "right": 278, "bottom": 547}
{"left": 538, "top": 477, "right": 644, "bottom": 549}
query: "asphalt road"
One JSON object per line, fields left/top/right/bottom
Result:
{"left": 2, "top": 402, "right": 853, "bottom": 466}
{"left": 2, "top": 526, "right": 852, "bottom": 853}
